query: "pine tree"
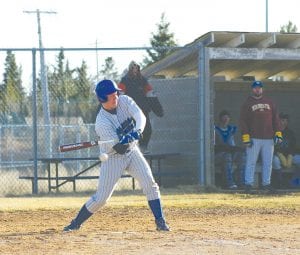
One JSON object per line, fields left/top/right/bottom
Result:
{"left": 99, "top": 57, "right": 119, "bottom": 81}
{"left": 0, "top": 83, "right": 7, "bottom": 124}
{"left": 75, "top": 60, "right": 91, "bottom": 99}
{"left": 48, "top": 49, "right": 76, "bottom": 117}
{"left": 280, "top": 21, "right": 298, "bottom": 33}
{"left": 73, "top": 60, "right": 96, "bottom": 122}
{"left": 47, "top": 50, "right": 95, "bottom": 121}
{"left": 48, "top": 49, "right": 65, "bottom": 101}
{"left": 1, "top": 51, "right": 26, "bottom": 123}
{"left": 143, "top": 13, "right": 177, "bottom": 66}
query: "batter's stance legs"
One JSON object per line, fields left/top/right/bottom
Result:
{"left": 148, "top": 199, "right": 170, "bottom": 231}
{"left": 63, "top": 204, "right": 93, "bottom": 232}
{"left": 63, "top": 200, "right": 170, "bottom": 232}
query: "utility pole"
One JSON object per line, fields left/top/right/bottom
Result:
{"left": 24, "top": 9, "right": 57, "bottom": 157}
{"left": 266, "top": 0, "right": 269, "bottom": 32}
{"left": 96, "top": 39, "right": 99, "bottom": 81}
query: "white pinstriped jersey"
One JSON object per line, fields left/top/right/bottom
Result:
{"left": 85, "top": 95, "right": 160, "bottom": 213}
{"left": 95, "top": 95, "right": 143, "bottom": 154}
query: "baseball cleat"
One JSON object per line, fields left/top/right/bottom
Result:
{"left": 155, "top": 217, "right": 170, "bottom": 231}
{"left": 261, "top": 184, "right": 277, "bottom": 194}
{"left": 63, "top": 220, "right": 81, "bottom": 232}
{"left": 228, "top": 184, "right": 238, "bottom": 190}
{"left": 244, "top": 184, "right": 254, "bottom": 194}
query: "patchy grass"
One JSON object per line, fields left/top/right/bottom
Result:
{"left": 1, "top": 187, "right": 299, "bottom": 212}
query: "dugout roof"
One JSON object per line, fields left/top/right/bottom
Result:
{"left": 142, "top": 31, "right": 300, "bottom": 186}
{"left": 142, "top": 31, "right": 300, "bottom": 81}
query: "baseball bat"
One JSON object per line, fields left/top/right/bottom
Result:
{"left": 58, "top": 139, "right": 116, "bottom": 152}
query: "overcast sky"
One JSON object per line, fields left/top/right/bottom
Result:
{"left": 1, "top": 0, "right": 300, "bottom": 88}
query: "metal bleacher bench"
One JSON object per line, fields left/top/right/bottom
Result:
{"left": 19, "top": 153, "right": 180, "bottom": 193}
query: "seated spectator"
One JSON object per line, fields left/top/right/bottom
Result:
{"left": 214, "top": 110, "right": 246, "bottom": 189}
{"left": 272, "top": 113, "right": 300, "bottom": 187}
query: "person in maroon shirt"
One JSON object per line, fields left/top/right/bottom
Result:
{"left": 240, "top": 81, "right": 282, "bottom": 193}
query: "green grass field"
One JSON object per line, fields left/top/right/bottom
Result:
{"left": 1, "top": 188, "right": 299, "bottom": 212}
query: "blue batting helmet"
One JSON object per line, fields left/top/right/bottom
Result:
{"left": 95, "top": 79, "right": 121, "bottom": 103}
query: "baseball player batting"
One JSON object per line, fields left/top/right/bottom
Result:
{"left": 240, "top": 80, "right": 282, "bottom": 194}
{"left": 63, "top": 79, "right": 170, "bottom": 232}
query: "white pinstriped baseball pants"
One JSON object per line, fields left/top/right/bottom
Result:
{"left": 85, "top": 147, "right": 160, "bottom": 213}
{"left": 245, "top": 138, "right": 274, "bottom": 186}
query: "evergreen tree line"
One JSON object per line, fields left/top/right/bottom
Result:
{"left": 0, "top": 17, "right": 296, "bottom": 125}
{"left": 0, "top": 13, "right": 177, "bottom": 124}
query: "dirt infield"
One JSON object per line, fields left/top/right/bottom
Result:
{"left": 1, "top": 204, "right": 299, "bottom": 255}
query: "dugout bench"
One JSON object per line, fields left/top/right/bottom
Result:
{"left": 19, "top": 153, "right": 180, "bottom": 194}
{"left": 215, "top": 163, "right": 297, "bottom": 189}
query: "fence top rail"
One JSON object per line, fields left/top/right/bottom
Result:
{"left": 0, "top": 124, "right": 95, "bottom": 128}
{"left": 0, "top": 46, "right": 185, "bottom": 52}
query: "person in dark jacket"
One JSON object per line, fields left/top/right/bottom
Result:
{"left": 272, "top": 113, "right": 300, "bottom": 188}
{"left": 118, "top": 61, "right": 164, "bottom": 153}
{"left": 272, "top": 113, "right": 300, "bottom": 187}
{"left": 273, "top": 113, "right": 296, "bottom": 169}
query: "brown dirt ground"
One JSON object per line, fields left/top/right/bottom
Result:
{"left": 0, "top": 207, "right": 299, "bottom": 255}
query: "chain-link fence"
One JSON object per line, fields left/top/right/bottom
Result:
{"left": 0, "top": 47, "right": 204, "bottom": 196}
{"left": 4, "top": 34, "right": 300, "bottom": 196}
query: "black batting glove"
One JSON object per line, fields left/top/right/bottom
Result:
{"left": 113, "top": 143, "right": 129, "bottom": 155}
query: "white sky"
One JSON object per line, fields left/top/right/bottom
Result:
{"left": 1, "top": 0, "right": 300, "bottom": 89}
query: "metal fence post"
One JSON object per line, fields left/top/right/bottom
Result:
{"left": 76, "top": 125, "right": 81, "bottom": 171}
{"left": 198, "top": 42, "right": 213, "bottom": 186}
{"left": 32, "top": 48, "right": 38, "bottom": 194}
{"left": 0, "top": 126, "right": 2, "bottom": 163}
{"left": 198, "top": 42, "right": 205, "bottom": 185}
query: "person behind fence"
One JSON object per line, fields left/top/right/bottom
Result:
{"left": 214, "top": 110, "right": 245, "bottom": 189}
{"left": 272, "top": 113, "right": 300, "bottom": 187}
{"left": 240, "top": 81, "right": 282, "bottom": 193}
{"left": 118, "top": 61, "right": 164, "bottom": 154}
{"left": 63, "top": 79, "right": 170, "bottom": 232}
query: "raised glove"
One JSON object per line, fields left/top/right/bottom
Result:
{"left": 116, "top": 118, "right": 136, "bottom": 140}
{"left": 274, "top": 131, "right": 283, "bottom": 145}
{"left": 113, "top": 143, "right": 129, "bottom": 155}
{"left": 130, "top": 129, "right": 142, "bottom": 141}
{"left": 121, "top": 118, "right": 135, "bottom": 134}
{"left": 119, "top": 134, "right": 135, "bottom": 145}
{"left": 242, "top": 134, "right": 253, "bottom": 147}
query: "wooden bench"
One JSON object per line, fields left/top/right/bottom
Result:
{"left": 20, "top": 152, "right": 180, "bottom": 194}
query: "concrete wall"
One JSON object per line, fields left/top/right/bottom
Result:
{"left": 149, "top": 77, "right": 200, "bottom": 186}
{"left": 148, "top": 79, "right": 300, "bottom": 187}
